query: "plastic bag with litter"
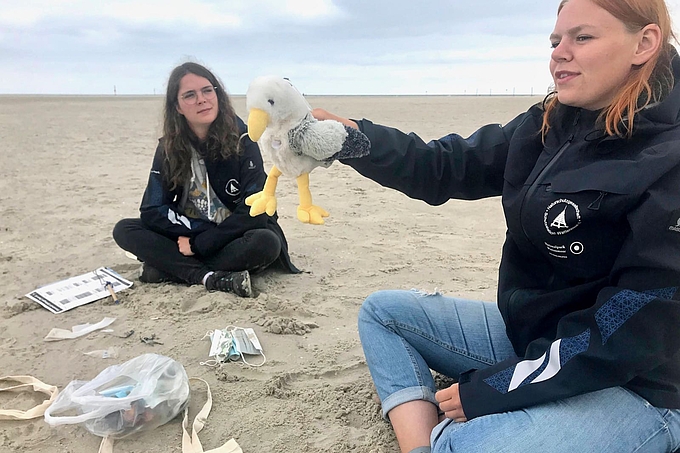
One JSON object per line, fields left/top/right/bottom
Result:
{"left": 44, "top": 353, "right": 189, "bottom": 439}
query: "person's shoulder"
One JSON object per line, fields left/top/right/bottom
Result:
{"left": 503, "top": 101, "right": 545, "bottom": 133}
{"left": 148, "top": 137, "right": 166, "bottom": 156}
{"left": 233, "top": 114, "right": 247, "bottom": 134}
{"left": 527, "top": 101, "right": 546, "bottom": 116}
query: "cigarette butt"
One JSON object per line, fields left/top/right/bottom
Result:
{"left": 105, "top": 282, "right": 119, "bottom": 304}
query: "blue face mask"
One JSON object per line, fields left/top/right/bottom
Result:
{"left": 202, "top": 326, "right": 266, "bottom": 367}
{"left": 225, "top": 337, "right": 241, "bottom": 362}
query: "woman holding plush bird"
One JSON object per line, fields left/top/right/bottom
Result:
{"left": 315, "top": 0, "right": 680, "bottom": 451}
{"left": 113, "top": 62, "right": 298, "bottom": 297}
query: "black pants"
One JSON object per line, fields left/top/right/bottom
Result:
{"left": 112, "top": 218, "right": 281, "bottom": 285}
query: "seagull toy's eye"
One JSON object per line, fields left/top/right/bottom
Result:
{"left": 268, "top": 99, "right": 275, "bottom": 105}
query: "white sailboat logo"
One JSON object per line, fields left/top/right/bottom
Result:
{"left": 544, "top": 199, "right": 581, "bottom": 235}
{"left": 225, "top": 179, "right": 241, "bottom": 196}
{"left": 550, "top": 207, "right": 569, "bottom": 230}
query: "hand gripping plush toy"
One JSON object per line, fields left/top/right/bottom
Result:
{"left": 245, "top": 76, "right": 370, "bottom": 225}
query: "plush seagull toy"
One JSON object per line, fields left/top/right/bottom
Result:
{"left": 245, "top": 76, "right": 370, "bottom": 225}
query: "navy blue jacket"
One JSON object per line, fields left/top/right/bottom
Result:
{"left": 139, "top": 116, "right": 298, "bottom": 273}
{"left": 343, "top": 61, "right": 680, "bottom": 418}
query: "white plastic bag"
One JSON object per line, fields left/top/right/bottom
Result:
{"left": 44, "top": 353, "right": 189, "bottom": 439}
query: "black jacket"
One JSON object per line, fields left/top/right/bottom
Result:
{"left": 343, "top": 61, "right": 680, "bottom": 419}
{"left": 139, "top": 116, "right": 299, "bottom": 273}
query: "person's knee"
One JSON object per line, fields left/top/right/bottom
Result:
{"left": 112, "top": 218, "right": 138, "bottom": 250}
{"left": 358, "top": 290, "right": 405, "bottom": 332}
{"left": 248, "top": 229, "right": 281, "bottom": 259}
{"left": 359, "top": 290, "right": 387, "bottom": 320}
{"left": 360, "top": 289, "right": 413, "bottom": 318}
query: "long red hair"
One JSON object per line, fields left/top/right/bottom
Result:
{"left": 541, "top": 0, "right": 676, "bottom": 139}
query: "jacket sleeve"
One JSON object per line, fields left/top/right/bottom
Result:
{"left": 189, "top": 136, "right": 271, "bottom": 257}
{"left": 339, "top": 111, "right": 535, "bottom": 204}
{"left": 139, "top": 141, "right": 213, "bottom": 238}
{"left": 458, "top": 162, "right": 680, "bottom": 419}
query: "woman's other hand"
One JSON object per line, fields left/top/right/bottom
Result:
{"left": 177, "top": 236, "right": 194, "bottom": 256}
{"left": 311, "top": 108, "right": 359, "bottom": 130}
{"left": 435, "top": 383, "right": 468, "bottom": 423}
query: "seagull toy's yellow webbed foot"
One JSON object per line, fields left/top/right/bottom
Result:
{"left": 296, "top": 173, "right": 329, "bottom": 225}
{"left": 246, "top": 166, "right": 281, "bottom": 217}
{"left": 297, "top": 204, "right": 329, "bottom": 225}
{"left": 246, "top": 192, "right": 277, "bottom": 217}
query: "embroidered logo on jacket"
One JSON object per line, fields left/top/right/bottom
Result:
{"left": 225, "top": 179, "right": 241, "bottom": 196}
{"left": 544, "top": 199, "right": 581, "bottom": 235}
{"left": 669, "top": 211, "right": 680, "bottom": 234}
{"left": 248, "top": 160, "right": 256, "bottom": 170}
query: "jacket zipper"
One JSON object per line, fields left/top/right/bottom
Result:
{"left": 519, "top": 110, "right": 580, "bottom": 243}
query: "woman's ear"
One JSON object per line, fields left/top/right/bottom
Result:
{"left": 632, "top": 23, "right": 662, "bottom": 66}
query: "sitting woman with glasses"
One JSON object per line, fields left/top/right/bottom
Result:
{"left": 113, "top": 62, "right": 299, "bottom": 297}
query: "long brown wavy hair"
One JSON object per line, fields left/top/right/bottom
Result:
{"left": 542, "top": 0, "right": 676, "bottom": 139}
{"left": 162, "top": 62, "right": 242, "bottom": 190}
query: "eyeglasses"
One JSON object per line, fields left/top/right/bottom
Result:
{"left": 179, "top": 86, "right": 217, "bottom": 105}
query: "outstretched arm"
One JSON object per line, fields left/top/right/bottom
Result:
{"left": 313, "top": 104, "right": 545, "bottom": 205}
{"left": 311, "top": 108, "right": 358, "bottom": 130}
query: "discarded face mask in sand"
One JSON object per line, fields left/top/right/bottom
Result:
{"left": 201, "top": 326, "right": 266, "bottom": 367}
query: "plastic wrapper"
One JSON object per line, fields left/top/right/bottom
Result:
{"left": 44, "top": 353, "right": 189, "bottom": 439}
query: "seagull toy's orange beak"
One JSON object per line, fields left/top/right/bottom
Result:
{"left": 247, "top": 108, "right": 269, "bottom": 142}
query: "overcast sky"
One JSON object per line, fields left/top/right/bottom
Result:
{"left": 3, "top": 0, "right": 680, "bottom": 95}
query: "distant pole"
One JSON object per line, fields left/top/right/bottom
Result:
{"left": 476, "top": 88, "right": 479, "bottom": 96}
{"left": 489, "top": 88, "right": 492, "bottom": 96}
{"left": 114, "top": 85, "right": 117, "bottom": 96}
{"left": 531, "top": 87, "right": 534, "bottom": 96}
{"left": 513, "top": 87, "right": 515, "bottom": 96}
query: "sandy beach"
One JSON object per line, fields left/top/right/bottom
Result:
{"left": 0, "top": 93, "right": 543, "bottom": 452}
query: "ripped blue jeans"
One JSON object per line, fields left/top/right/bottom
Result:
{"left": 358, "top": 289, "right": 680, "bottom": 453}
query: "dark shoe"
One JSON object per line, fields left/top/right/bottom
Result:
{"left": 205, "top": 271, "right": 252, "bottom": 297}
{"left": 139, "top": 263, "right": 180, "bottom": 284}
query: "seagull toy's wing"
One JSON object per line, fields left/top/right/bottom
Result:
{"left": 288, "top": 114, "right": 344, "bottom": 160}
{"left": 339, "top": 126, "right": 372, "bottom": 159}
{"left": 288, "top": 113, "right": 370, "bottom": 163}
